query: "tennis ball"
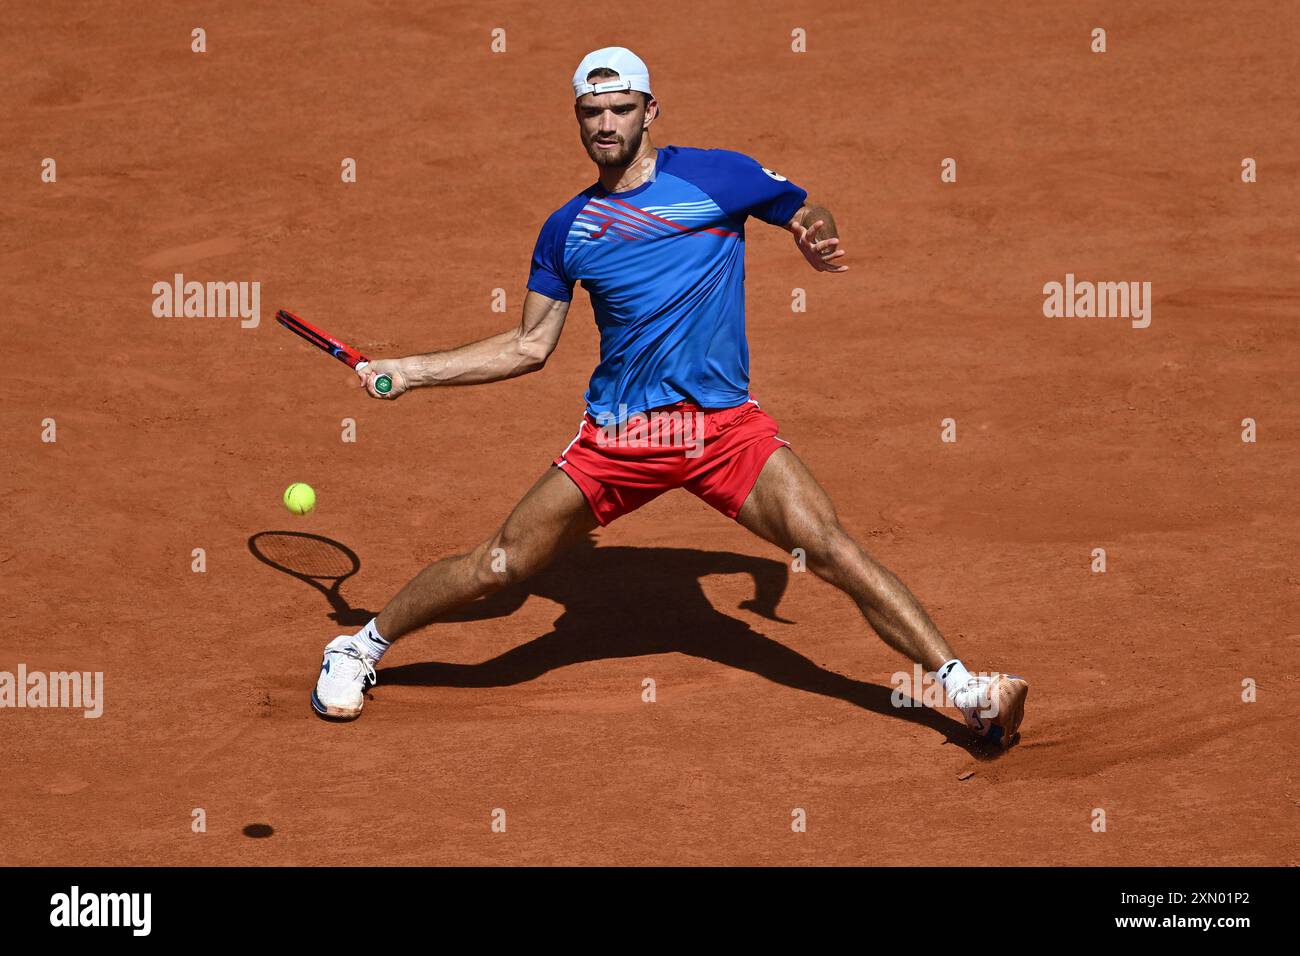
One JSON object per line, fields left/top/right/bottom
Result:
{"left": 283, "top": 482, "right": 316, "bottom": 515}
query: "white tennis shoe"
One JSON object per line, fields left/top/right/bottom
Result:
{"left": 311, "top": 635, "right": 378, "bottom": 720}
{"left": 952, "top": 672, "right": 1028, "bottom": 748}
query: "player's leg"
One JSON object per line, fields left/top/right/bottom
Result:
{"left": 312, "top": 466, "right": 597, "bottom": 719}
{"left": 376, "top": 466, "right": 598, "bottom": 640}
{"left": 736, "top": 447, "right": 1027, "bottom": 746}
{"left": 736, "top": 447, "right": 953, "bottom": 669}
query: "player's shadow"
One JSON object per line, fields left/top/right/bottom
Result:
{"left": 380, "top": 534, "right": 987, "bottom": 754}
{"left": 247, "top": 530, "right": 379, "bottom": 628}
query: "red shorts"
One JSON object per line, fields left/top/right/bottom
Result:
{"left": 554, "top": 398, "right": 790, "bottom": 526}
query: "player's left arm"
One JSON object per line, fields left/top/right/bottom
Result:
{"left": 786, "top": 202, "right": 848, "bottom": 273}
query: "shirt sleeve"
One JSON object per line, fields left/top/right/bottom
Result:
{"left": 706, "top": 150, "right": 809, "bottom": 226}
{"left": 526, "top": 208, "right": 575, "bottom": 302}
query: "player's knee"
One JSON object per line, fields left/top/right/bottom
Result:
{"left": 468, "top": 539, "right": 508, "bottom": 593}
{"left": 471, "top": 532, "right": 532, "bottom": 592}
{"left": 807, "top": 523, "right": 861, "bottom": 584}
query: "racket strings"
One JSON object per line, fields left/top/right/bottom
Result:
{"left": 252, "top": 533, "right": 358, "bottom": 578}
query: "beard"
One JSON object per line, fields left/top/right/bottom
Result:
{"left": 585, "top": 126, "right": 643, "bottom": 167}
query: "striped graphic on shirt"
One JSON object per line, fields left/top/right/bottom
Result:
{"left": 568, "top": 195, "right": 737, "bottom": 243}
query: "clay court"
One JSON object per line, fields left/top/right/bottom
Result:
{"left": 3, "top": 1, "right": 1297, "bottom": 866}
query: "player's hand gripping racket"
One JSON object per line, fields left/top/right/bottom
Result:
{"left": 275, "top": 309, "right": 393, "bottom": 395}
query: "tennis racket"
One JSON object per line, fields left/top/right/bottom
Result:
{"left": 248, "top": 531, "right": 373, "bottom": 626}
{"left": 275, "top": 308, "right": 393, "bottom": 395}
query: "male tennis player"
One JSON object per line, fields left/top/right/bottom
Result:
{"left": 312, "top": 47, "right": 1028, "bottom": 746}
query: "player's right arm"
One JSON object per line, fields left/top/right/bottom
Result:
{"left": 357, "top": 291, "right": 571, "bottom": 399}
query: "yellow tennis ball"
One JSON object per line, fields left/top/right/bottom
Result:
{"left": 283, "top": 482, "right": 316, "bottom": 515}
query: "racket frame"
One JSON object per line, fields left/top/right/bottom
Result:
{"left": 275, "top": 309, "right": 375, "bottom": 373}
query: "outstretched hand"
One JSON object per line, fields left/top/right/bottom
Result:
{"left": 793, "top": 219, "right": 849, "bottom": 273}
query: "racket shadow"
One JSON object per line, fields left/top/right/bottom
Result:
{"left": 247, "top": 530, "right": 377, "bottom": 627}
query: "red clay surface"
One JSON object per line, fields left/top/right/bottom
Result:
{"left": 2, "top": 1, "right": 1297, "bottom": 865}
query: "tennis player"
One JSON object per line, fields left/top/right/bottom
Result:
{"left": 312, "top": 47, "right": 1028, "bottom": 747}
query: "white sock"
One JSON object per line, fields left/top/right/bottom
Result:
{"left": 937, "top": 659, "right": 973, "bottom": 699}
{"left": 353, "top": 618, "right": 391, "bottom": 662}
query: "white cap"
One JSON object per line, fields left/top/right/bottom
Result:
{"left": 572, "top": 47, "right": 653, "bottom": 100}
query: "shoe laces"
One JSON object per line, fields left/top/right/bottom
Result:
{"left": 952, "top": 675, "right": 992, "bottom": 712}
{"left": 327, "top": 642, "right": 377, "bottom": 687}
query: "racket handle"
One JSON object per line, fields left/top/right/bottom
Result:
{"left": 355, "top": 361, "right": 394, "bottom": 395}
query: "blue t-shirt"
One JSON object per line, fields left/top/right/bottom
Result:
{"left": 527, "top": 145, "right": 807, "bottom": 420}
